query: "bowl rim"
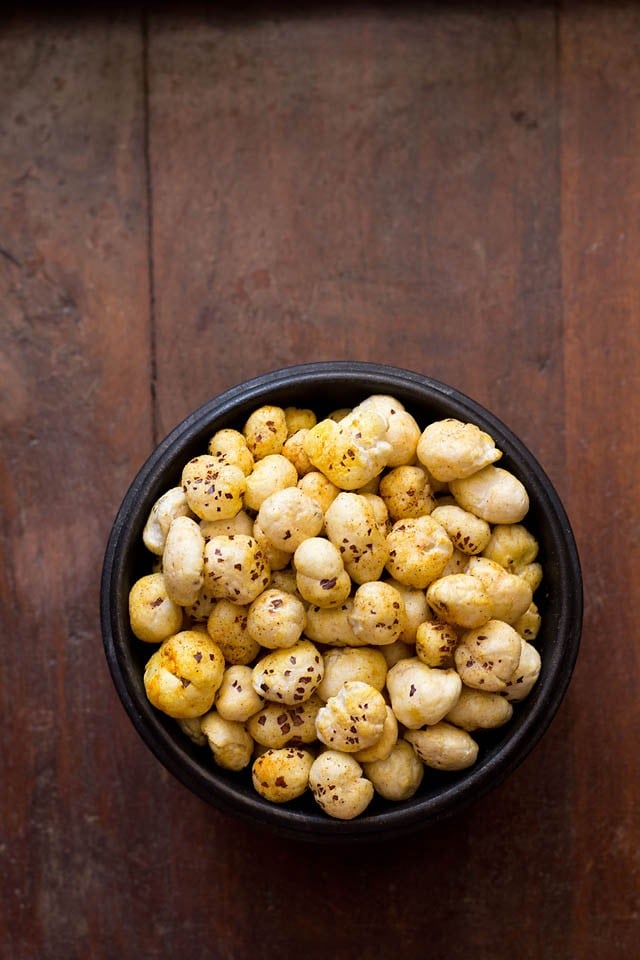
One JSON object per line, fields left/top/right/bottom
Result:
{"left": 101, "top": 360, "right": 583, "bottom": 840}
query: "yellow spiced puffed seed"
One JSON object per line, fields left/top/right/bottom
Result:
{"left": 243, "top": 404, "right": 288, "bottom": 459}
{"left": 129, "top": 572, "right": 183, "bottom": 643}
{"left": 181, "top": 455, "right": 246, "bottom": 522}
{"left": 252, "top": 747, "right": 315, "bottom": 803}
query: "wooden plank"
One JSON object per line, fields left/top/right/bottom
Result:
{"left": 0, "top": 14, "right": 152, "bottom": 959}
{"left": 560, "top": 4, "right": 640, "bottom": 956}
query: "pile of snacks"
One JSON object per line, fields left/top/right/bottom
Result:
{"left": 129, "top": 395, "right": 543, "bottom": 819}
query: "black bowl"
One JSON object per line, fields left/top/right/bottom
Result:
{"left": 101, "top": 361, "right": 582, "bottom": 841}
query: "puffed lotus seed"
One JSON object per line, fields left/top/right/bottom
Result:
{"left": 134, "top": 396, "right": 544, "bottom": 820}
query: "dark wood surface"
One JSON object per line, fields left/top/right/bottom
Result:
{"left": 2, "top": 5, "right": 638, "bottom": 958}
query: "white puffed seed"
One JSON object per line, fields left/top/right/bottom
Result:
{"left": 315, "top": 680, "right": 387, "bottom": 752}
{"left": 243, "top": 404, "right": 288, "bottom": 459}
{"left": 293, "top": 536, "right": 351, "bottom": 608}
{"left": 430, "top": 504, "right": 491, "bottom": 555}
{"left": 207, "top": 428, "right": 254, "bottom": 476}
{"left": 450, "top": 465, "right": 529, "bottom": 524}
{"left": 385, "top": 515, "right": 453, "bottom": 588}
{"left": 416, "top": 418, "right": 502, "bottom": 482}
{"left": 203, "top": 535, "right": 270, "bottom": 605}
{"left": 317, "top": 646, "right": 388, "bottom": 702}
{"left": 445, "top": 686, "right": 514, "bottom": 730}
{"left": 466, "top": 556, "right": 533, "bottom": 625}
{"left": 252, "top": 747, "right": 315, "bottom": 803}
{"left": 405, "top": 722, "right": 479, "bottom": 771}
{"left": 357, "top": 395, "right": 421, "bottom": 468}
{"left": 324, "top": 492, "right": 388, "bottom": 584}
{"left": 163, "top": 516, "right": 205, "bottom": 606}
{"left": 181, "top": 455, "right": 246, "bottom": 522}
{"left": 252, "top": 639, "right": 324, "bottom": 705}
{"left": 304, "top": 601, "right": 361, "bottom": 647}
{"left": 363, "top": 739, "right": 424, "bottom": 801}
{"left": 454, "top": 620, "right": 523, "bottom": 692}
{"left": 143, "top": 630, "right": 225, "bottom": 719}
{"left": 200, "top": 712, "right": 254, "bottom": 771}
{"left": 309, "top": 751, "right": 374, "bottom": 820}
{"left": 348, "top": 581, "right": 407, "bottom": 646}
{"left": 246, "top": 588, "right": 306, "bottom": 649}
{"left": 384, "top": 411, "right": 422, "bottom": 467}
{"left": 426, "top": 573, "right": 492, "bottom": 629}
{"left": 379, "top": 465, "right": 435, "bottom": 520}
{"left": 296, "top": 569, "right": 352, "bottom": 608}
{"left": 129, "top": 572, "right": 183, "bottom": 643}
{"left": 143, "top": 486, "right": 193, "bottom": 555}
{"left": 243, "top": 454, "right": 298, "bottom": 512}
{"left": 258, "top": 487, "right": 324, "bottom": 553}
{"left": 386, "top": 658, "right": 462, "bottom": 729}
{"left": 215, "top": 665, "right": 265, "bottom": 722}
{"left": 293, "top": 537, "right": 344, "bottom": 580}
{"left": 503, "top": 639, "right": 541, "bottom": 701}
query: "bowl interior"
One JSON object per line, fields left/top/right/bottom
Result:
{"left": 101, "top": 361, "right": 582, "bottom": 840}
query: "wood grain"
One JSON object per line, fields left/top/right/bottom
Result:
{"left": 561, "top": 4, "right": 640, "bottom": 955}
{"left": 0, "top": 13, "right": 153, "bottom": 958}
{"left": 0, "top": 5, "right": 638, "bottom": 959}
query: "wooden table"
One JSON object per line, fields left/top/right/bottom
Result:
{"left": 2, "top": 5, "right": 638, "bottom": 958}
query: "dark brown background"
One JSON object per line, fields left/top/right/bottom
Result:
{"left": 1, "top": 4, "right": 638, "bottom": 958}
